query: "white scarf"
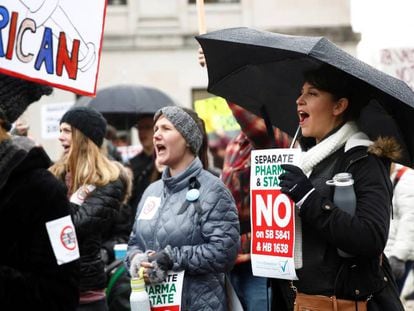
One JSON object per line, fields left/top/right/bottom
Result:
{"left": 294, "top": 121, "right": 359, "bottom": 269}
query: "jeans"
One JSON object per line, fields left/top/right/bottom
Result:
{"left": 229, "top": 262, "right": 271, "bottom": 311}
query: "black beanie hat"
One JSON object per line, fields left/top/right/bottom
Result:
{"left": 0, "top": 73, "right": 52, "bottom": 130}
{"left": 60, "top": 106, "right": 107, "bottom": 147}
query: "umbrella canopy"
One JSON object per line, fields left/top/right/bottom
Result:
{"left": 196, "top": 27, "right": 414, "bottom": 166}
{"left": 75, "top": 84, "right": 175, "bottom": 129}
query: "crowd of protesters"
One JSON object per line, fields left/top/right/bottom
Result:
{"left": 2, "top": 36, "right": 414, "bottom": 311}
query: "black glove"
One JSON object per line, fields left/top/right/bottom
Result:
{"left": 147, "top": 250, "right": 173, "bottom": 284}
{"left": 389, "top": 256, "right": 406, "bottom": 280}
{"left": 279, "top": 164, "right": 314, "bottom": 203}
{"left": 148, "top": 250, "right": 173, "bottom": 271}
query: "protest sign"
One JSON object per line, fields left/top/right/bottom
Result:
{"left": 41, "top": 101, "right": 73, "bottom": 139}
{"left": 46, "top": 215, "right": 79, "bottom": 265}
{"left": 250, "top": 148, "right": 301, "bottom": 280}
{"left": 194, "top": 96, "right": 240, "bottom": 138}
{"left": 378, "top": 47, "right": 414, "bottom": 90}
{"left": 147, "top": 271, "right": 184, "bottom": 311}
{"left": 0, "top": 0, "right": 106, "bottom": 95}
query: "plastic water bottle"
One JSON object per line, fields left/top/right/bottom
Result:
{"left": 327, "top": 172, "right": 356, "bottom": 257}
{"left": 130, "top": 269, "right": 151, "bottom": 311}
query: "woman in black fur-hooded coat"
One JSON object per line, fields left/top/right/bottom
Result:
{"left": 0, "top": 74, "right": 80, "bottom": 310}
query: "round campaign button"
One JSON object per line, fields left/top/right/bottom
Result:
{"left": 186, "top": 189, "right": 200, "bottom": 201}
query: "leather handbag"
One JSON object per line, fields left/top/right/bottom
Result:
{"left": 294, "top": 292, "right": 368, "bottom": 311}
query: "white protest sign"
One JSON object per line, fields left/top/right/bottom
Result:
{"left": 41, "top": 101, "right": 73, "bottom": 139}
{"left": 0, "top": 0, "right": 106, "bottom": 95}
{"left": 250, "top": 148, "right": 301, "bottom": 280}
{"left": 45, "top": 215, "right": 79, "bottom": 265}
{"left": 138, "top": 196, "right": 161, "bottom": 221}
{"left": 147, "top": 271, "right": 185, "bottom": 311}
{"left": 378, "top": 48, "right": 414, "bottom": 90}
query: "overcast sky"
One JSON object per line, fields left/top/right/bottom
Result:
{"left": 351, "top": 0, "right": 414, "bottom": 48}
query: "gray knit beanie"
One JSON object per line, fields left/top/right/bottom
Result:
{"left": 154, "top": 106, "right": 203, "bottom": 154}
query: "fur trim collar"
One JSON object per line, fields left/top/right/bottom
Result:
{"left": 368, "top": 137, "right": 402, "bottom": 162}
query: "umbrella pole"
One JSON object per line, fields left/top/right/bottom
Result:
{"left": 196, "top": 0, "right": 206, "bottom": 35}
{"left": 290, "top": 126, "right": 301, "bottom": 149}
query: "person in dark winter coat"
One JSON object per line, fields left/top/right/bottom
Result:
{"left": 127, "top": 114, "right": 160, "bottom": 216}
{"left": 126, "top": 106, "right": 240, "bottom": 311}
{"left": 0, "top": 74, "right": 80, "bottom": 310}
{"left": 275, "top": 64, "right": 404, "bottom": 310}
{"left": 50, "top": 106, "right": 131, "bottom": 311}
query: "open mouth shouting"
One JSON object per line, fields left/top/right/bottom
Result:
{"left": 61, "top": 144, "right": 71, "bottom": 154}
{"left": 155, "top": 143, "right": 166, "bottom": 156}
{"left": 298, "top": 110, "right": 309, "bottom": 125}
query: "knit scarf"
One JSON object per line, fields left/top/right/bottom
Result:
{"left": 294, "top": 121, "right": 359, "bottom": 269}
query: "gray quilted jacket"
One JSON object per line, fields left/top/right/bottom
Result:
{"left": 127, "top": 158, "right": 240, "bottom": 310}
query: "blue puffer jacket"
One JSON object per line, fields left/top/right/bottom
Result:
{"left": 127, "top": 158, "right": 240, "bottom": 311}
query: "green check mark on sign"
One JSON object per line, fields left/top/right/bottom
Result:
{"left": 280, "top": 260, "right": 288, "bottom": 272}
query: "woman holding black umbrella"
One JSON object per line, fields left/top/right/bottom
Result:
{"left": 275, "top": 64, "right": 404, "bottom": 310}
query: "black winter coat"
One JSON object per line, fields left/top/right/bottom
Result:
{"left": 0, "top": 138, "right": 80, "bottom": 310}
{"left": 128, "top": 152, "right": 156, "bottom": 214}
{"left": 293, "top": 143, "right": 403, "bottom": 310}
{"left": 67, "top": 171, "right": 129, "bottom": 292}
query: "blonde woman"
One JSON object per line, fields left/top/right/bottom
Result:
{"left": 50, "top": 106, "right": 131, "bottom": 311}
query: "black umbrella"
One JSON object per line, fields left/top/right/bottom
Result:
{"left": 76, "top": 84, "right": 175, "bottom": 129}
{"left": 196, "top": 27, "right": 414, "bottom": 166}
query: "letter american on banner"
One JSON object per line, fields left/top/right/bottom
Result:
{"left": 0, "top": 0, "right": 106, "bottom": 96}
{"left": 250, "top": 148, "right": 301, "bottom": 280}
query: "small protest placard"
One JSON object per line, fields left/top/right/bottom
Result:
{"left": 45, "top": 215, "right": 79, "bottom": 265}
{"left": 0, "top": 1, "right": 106, "bottom": 95}
{"left": 250, "top": 148, "right": 301, "bottom": 280}
{"left": 147, "top": 271, "right": 185, "bottom": 311}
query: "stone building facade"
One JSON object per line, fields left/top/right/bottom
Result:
{"left": 26, "top": 0, "right": 360, "bottom": 159}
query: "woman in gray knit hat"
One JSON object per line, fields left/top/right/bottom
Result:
{"left": 126, "top": 106, "right": 240, "bottom": 311}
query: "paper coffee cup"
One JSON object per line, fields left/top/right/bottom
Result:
{"left": 114, "top": 243, "right": 128, "bottom": 260}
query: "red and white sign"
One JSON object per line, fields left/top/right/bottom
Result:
{"left": 46, "top": 215, "right": 80, "bottom": 265}
{"left": 138, "top": 196, "right": 161, "bottom": 220}
{"left": 0, "top": 0, "right": 107, "bottom": 96}
{"left": 147, "top": 271, "right": 185, "bottom": 311}
{"left": 250, "top": 148, "right": 301, "bottom": 280}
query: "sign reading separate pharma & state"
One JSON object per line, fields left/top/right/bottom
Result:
{"left": 0, "top": 0, "right": 106, "bottom": 95}
{"left": 147, "top": 270, "right": 185, "bottom": 311}
{"left": 250, "top": 148, "right": 301, "bottom": 280}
